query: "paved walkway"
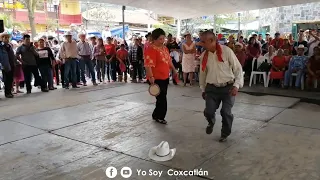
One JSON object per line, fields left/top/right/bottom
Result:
{"left": 1, "top": 82, "right": 320, "bottom": 180}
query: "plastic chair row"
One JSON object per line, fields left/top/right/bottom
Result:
{"left": 249, "top": 56, "right": 318, "bottom": 89}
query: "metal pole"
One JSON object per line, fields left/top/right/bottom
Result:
{"left": 55, "top": 5, "right": 60, "bottom": 41}
{"left": 122, "top": 6, "right": 125, "bottom": 40}
{"left": 238, "top": 13, "right": 241, "bottom": 34}
{"left": 147, "top": 10, "right": 151, "bottom": 32}
{"left": 177, "top": 18, "right": 181, "bottom": 40}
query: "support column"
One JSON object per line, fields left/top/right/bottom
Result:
{"left": 52, "top": 0, "right": 60, "bottom": 41}
{"left": 147, "top": 11, "right": 151, "bottom": 32}
{"left": 238, "top": 12, "right": 241, "bottom": 35}
{"left": 122, "top": 6, "right": 125, "bottom": 40}
{"left": 177, "top": 18, "right": 181, "bottom": 40}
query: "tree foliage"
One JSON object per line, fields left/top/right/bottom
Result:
{"left": 152, "top": 24, "right": 177, "bottom": 37}
{"left": 21, "top": 0, "right": 42, "bottom": 39}
{"left": 0, "top": 13, "right": 25, "bottom": 30}
{"left": 46, "top": 18, "right": 58, "bottom": 31}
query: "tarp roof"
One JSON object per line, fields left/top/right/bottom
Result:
{"left": 88, "top": 0, "right": 318, "bottom": 18}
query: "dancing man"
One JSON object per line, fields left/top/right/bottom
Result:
{"left": 199, "top": 30, "right": 243, "bottom": 142}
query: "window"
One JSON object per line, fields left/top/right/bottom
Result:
{"left": 47, "top": 3, "right": 55, "bottom": 12}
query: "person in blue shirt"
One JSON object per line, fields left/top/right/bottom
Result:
{"left": 284, "top": 45, "right": 308, "bottom": 88}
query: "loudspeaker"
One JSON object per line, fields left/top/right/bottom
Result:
{"left": 0, "top": 20, "right": 4, "bottom": 33}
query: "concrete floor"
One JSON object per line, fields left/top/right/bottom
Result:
{"left": 1, "top": 82, "right": 320, "bottom": 180}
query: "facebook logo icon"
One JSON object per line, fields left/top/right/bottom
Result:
{"left": 106, "top": 167, "right": 117, "bottom": 178}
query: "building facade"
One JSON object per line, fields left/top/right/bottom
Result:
{"left": 259, "top": 2, "right": 320, "bottom": 38}
{"left": 0, "top": 0, "right": 82, "bottom": 32}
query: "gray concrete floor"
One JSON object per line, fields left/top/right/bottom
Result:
{"left": 1, "top": 82, "right": 320, "bottom": 180}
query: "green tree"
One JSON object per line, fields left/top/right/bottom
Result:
{"left": 0, "top": 13, "right": 25, "bottom": 30}
{"left": 152, "top": 24, "right": 177, "bottom": 36}
{"left": 21, "top": 0, "right": 43, "bottom": 39}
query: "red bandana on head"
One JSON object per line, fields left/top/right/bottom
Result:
{"left": 201, "top": 42, "right": 223, "bottom": 72}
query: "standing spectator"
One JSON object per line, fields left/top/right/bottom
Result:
{"left": 271, "top": 32, "right": 284, "bottom": 50}
{"left": 307, "top": 29, "right": 320, "bottom": 57}
{"left": 94, "top": 38, "right": 107, "bottom": 83}
{"left": 116, "top": 44, "right": 129, "bottom": 82}
{"left": 16, "top": 34, "right": 47, "bottom": 93}
{"left": 105, "top": 37, "right": 118, "bottom": 82}
{"left": 77, "top": 33, "right": 97, "bottom": 86}
{"left": 102, "top": 25, "right": 112, "bottom": 41}
{"left": 292, "top": 30, "right": 308, "bottom": 55}
{"left": 181, "top": 32, "right": 196, "bottom": 86}
{"left": 0, "top": 31, "right": 15, "bottom": 98}
{"left": 59, "top": 31, "right": 79, "bottom": 89}
{"left": 37, "top": 38, "right": 56, "bottom": 90}
{"left": 129, "top": 38, "right": 143, "bottom": 83}
{"left": 245, "top": 37, "right": 261, "bottom": 77}
{"left": 306, "top": 46, "right": 320, "bottom": 89}
{"left": 258, "top": 34, "right": 265, "bottom": 45}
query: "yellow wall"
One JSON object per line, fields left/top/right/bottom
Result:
{"left": 22, "top": 23, "right": 69, "bottom": 32}
{"left": 60, "top": 0, "right": 80, "bottom": 15}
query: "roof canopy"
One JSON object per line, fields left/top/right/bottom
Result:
{"left": 88, "top": 0, "right": 318, "bottom": 18}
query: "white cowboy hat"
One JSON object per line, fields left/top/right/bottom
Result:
{"left": 64, "top": 31, "right": 73, "bottom": 36}
{"left": 78, "top": 31, "right": 86, "bottom": 37}
{"left": 295, "top": 44, "right": 308, "bottom": 53}
{"left": 235, "top": 42, "right": 243, "bottom": 49}
{"left": 183, "top": 32, "right": 191, "bottom": 36}
{"left": 148, "top": 141, "right": 176, "bottom": 162}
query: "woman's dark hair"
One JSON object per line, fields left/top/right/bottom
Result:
{"left": 23, "top": 34, "right": 30, "bottom": 39}
{"left": 145, "top": 32, "right": 151, "bottom": 38}
{"left": 248, "top": 37, "right": 260, "bottom": 49}
{"left": 107, "top": 37, "right": 112, "bottom": 41}
{"left": 53, "top": 40, "right": 58, "bottom": 44}
{"left": 98, "top": 37, "right": 104, "bottom": 45}
{"left": 151, "top": 28, "right": 166, "bottom": 41}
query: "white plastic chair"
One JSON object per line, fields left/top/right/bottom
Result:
{"left": 289, "top": 73, "right": 305, "bottom": 90}
{"left": 249, "top": 56, "right": 268, "bottom": 87}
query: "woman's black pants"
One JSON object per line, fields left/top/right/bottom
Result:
{"left": 152, "top": 78, "right": 169, "bottom": 120}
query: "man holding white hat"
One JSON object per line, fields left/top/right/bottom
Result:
{"left": 0, "top": 31, "right": 15, "bottom": 98}
{"left": 284, "top": 44, "right": 308, "bottom": 89}
{"left": 59, "top": 31, "right": 79, "bottom": 89}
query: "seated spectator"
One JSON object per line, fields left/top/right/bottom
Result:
{"left": 306, "top": 46, "right": 320, "bottom": 89}
{"left": 283, "top": 49, "right": 292, "bottom": 65}
{"left": 264, "top": 45, "right": 275, "bottom": 63}
{"left": 234, "top": 42, "right": 246, "bottom": 67}
{"left": 269, "top": 49, "right": 286, "bottom": 86}
{"left": 281, "top": 39, "right": 293, "bottom": 55}
{"left": 284, "top": 45, "right": 308, "bottom": 89}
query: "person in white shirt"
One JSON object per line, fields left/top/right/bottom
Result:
{"left": 102, "top": 25, "right": 112, "bottom": 41}
{"left": 59, "top": 31, "right": 79, "bottom": 89}
{"left": 263, "top": 45, "right": 276, "bottom": 63}
{"left": 199, "top": 30, "right": 244, "bottom": 142}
